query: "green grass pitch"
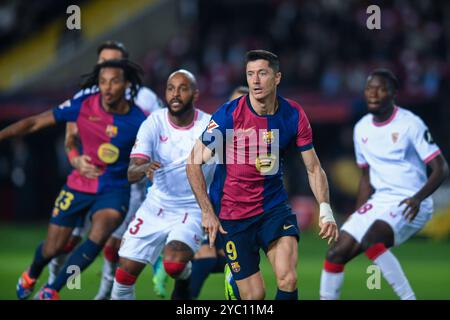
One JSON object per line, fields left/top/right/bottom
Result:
{"left": 0, "top": 223, "right": 449, "bottom": 300}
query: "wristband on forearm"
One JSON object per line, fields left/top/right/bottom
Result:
{"left": 319, "top": 202, "right": 336, "bottom": 224}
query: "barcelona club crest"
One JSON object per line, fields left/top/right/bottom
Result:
{"left": 106, "top": 124, "right": 118, "bottom": 138}
{"left": 230, "top": 261, "right": 241, "bottom": 273}
{"left": 262, "top": 130, "right": 274, "bottom": 144}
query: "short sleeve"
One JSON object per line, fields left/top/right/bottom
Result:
{"left": 52, "top": 97, "right": 84, "bottom": 123}
{"left": 353, "top": 126, "right": 368, "bottom": 168}
{"left": 200, "top": 106, "right": 228, "bottom": 149}
{"left": 296, "top": 107, "right": 313, "bottom": 152}
{"left": 410, "top": 117, "right": 441, "bottom": 164}
{"left": 130, "top": 114, "right": 158, "bottom": 160}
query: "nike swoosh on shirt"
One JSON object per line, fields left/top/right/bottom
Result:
{"left": 283, "top": 224, "right": 295, "bottom": 230}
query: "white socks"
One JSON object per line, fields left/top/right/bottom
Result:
{"left": 320, "top": 270, "right": 344, "bottom": 300}
{"left": 111, "top": 280, "right": 135, "bottom": 300}
{"left": 94, "top": 257, "right": 117, "bottom": 300}
{"left": 372, "top": 250, "right": 416, "bottom": 300}
{"left": 48, "top": 253, "right": 68, "bottom": 284}
{"left": 320, "top": 260, "right": 345, "bottom": 300}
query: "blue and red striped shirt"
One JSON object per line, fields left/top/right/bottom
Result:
{"left": 201, "top": 95, "right": 313, "bottom": 220}
{"left": 53, "top": 93, "right": 146, "bottom": 194}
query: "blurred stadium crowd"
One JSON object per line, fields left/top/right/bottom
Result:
{"left": 0, "top": 0, "right": 449, "bottom": 238}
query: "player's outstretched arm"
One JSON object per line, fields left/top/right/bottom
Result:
{"left": 355, "top": 166, "right": 373, "bottom": 210}
{"left": 186, "top": 139, "right": 226, "bottom": 247}
{"left": 400, "top": 154, "right": 449, "bottom": 222}
{"left": 127, "top": 157, "right": 161, "bottom": 184}
{"left": 64, "top": 122, "right": 101, "bottom": 179}
{"left": 301, "top": 148, "right": 339, "bottom": 244}
{"left": 0, "top": 110, "right": 56, "bottom": 143}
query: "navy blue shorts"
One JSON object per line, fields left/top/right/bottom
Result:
{"left": 49, "top": 185, "right": 130, "bottom": 228}
{"left": 201, "top": 234, "right": 224, "bottom": 250}
{"left": 219, "top": 203, "right": 299, "bottom": 281}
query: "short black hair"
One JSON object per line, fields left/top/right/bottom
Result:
{"left": 246, "top": 50, "right": 280, "bottom": 72}
{"left": 97, "top": 40, "right": 129, "bottom": 59}
{"left": 369, "top": 68, "right": 399, "bottom": 93}
{"left": 81, "top": 59, "right": 143, "bottom": 100}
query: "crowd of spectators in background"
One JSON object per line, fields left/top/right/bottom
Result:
{"left": 0, "top": 0, "right": 449, "bottom": 222}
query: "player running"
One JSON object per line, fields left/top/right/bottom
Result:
{"left": 2, "top": 59, "right": 147, "bottom": 300}
{"left": 186, "top": 50, "right": 338, "bottom": 300}
{"left": 190, "top": 86, "right": 249, "bottom": 299}
{"left": 111, "top": 69, "right": 215, "bottom": 300}
{"left": 319, "top": 69, "right": 449, "bottom": 300}
{"left": 50, "top": 40, "right": 167, "bottom": 300}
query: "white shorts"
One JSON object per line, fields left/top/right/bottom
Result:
{"left": 341, "top": 201, "right": 432, "bottom": 246}
{"left": 111, "top": 180, "right": 147, "bottom": 239}
{"left": 119, "top": 198, "right": 203, "bottom": 265}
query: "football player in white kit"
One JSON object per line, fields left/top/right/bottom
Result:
{"left": 111, "top": 69, "right": 214, "bottom": 300}
{"left": 45, "top": 41, "right": 167, "bottom": 300}
{"left": 320, "top": 69, "right": 449, "bottom": 300}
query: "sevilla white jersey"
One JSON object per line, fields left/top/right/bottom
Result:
{"left": 354, "top": 106, "right": 441, "bottom": 209}
{"left": 130, "top": 108, "right": 215, "bottom": 208}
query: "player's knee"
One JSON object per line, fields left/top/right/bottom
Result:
{"left": 276, "top": 271, "right": 297, "bottom": 291}
{"left": 163, "top": 260, "right": 192, "bottom": 279}
{"left": 364, "top": 242, "right": 387, "bottom": 261}
{"left": 240, "top": 287, "right": 265, "bottom": 300}
{"left": 115, "top": 267, "right": 137, "bottom": 286}
{"left": 104, "top": 245, "right": 119, "bottom": 263}
{"left": 42, "top": 241, "right": 65, "bottom": 258}
{"left": 326, "top": 246, "right": 347, "bottom": 265}
{"left": 63, "top": 236, "right": 81, "bottom": 254}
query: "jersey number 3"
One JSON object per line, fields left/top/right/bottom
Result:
{"left": 129, "top": 218, "right": 144, "bottom": 235}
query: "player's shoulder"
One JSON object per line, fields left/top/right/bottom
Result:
{"left": 281, "top": 96, "right": 303, "bottom": 111}
{"left": 147, "top": 106, "right": 167, "bottom": 120}
{"left": 195, "top": 108, "right": 212, "bottom": 122}
{"left": 354, "top": 113, "right": 372, "bottom": 131}
{"left": 140, "top": 107, "right": 166, "bottom": 129}
{"left": 59, "top": 91, "right": 98, "bottom": 110}
{"left": 279, "top": 96, "right": 310, "bottom": 121}
{"left": 72, "top": 85, "right": 99, "bottom": 99}
{"left": 212, "top": 96, "right": 243, "bottom": 119}
{"left": 396, "top": 106, "right": 424, "bottom": 124}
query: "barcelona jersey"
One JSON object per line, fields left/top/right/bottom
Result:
{"left": 53, "top": 93, "right": 146, "bottom": 194}
{"left": 201, "top": 95, "right": 313, "bottom": 220}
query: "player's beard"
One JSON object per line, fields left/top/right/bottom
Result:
{"left": 168, "top": 97, "right": 194, "bottom": 117}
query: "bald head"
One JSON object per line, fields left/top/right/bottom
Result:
{"left": 168, "top": 69, "right": 197, "bottom": 90}
{"left": 165, "top": 69, "right": 199, "bottom": 117}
